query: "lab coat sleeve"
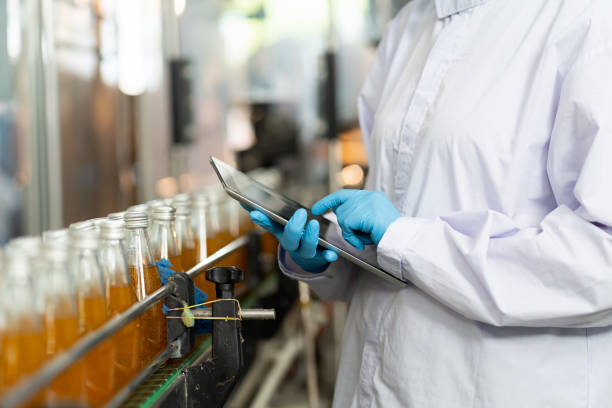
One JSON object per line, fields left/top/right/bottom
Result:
{"left": 278, "top": 247, "right": 360, "bottom": 302}
{"left": 377, "top": 31, "right": 612, "bottom": 328}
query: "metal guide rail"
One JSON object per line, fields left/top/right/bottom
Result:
{"left": 1, "top": 235, "right": 251, "bottom": 408}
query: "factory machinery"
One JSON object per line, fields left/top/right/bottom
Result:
{"left": 0, "top": 172, "right": 314, "bottom": 408}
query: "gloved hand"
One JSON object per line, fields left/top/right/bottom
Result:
{"left": 157, "top": 259, "right": 211, "bottom": 334}
{"left": 248, "top": 208, "right": 338, "bottom": 273}
{"left": 312, "top": 189, "right": 401, "bottom": 250}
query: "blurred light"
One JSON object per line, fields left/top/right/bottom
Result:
{"left": 155, "top": 177, "right": 178, "bottom": 198}
{"left": 226, "top": 105, "right": 255, "bottom": 151}
{"left": 218, "top": 14, "right": 252, "bottom": 67}
{"left": 179, "top": 173, "right": 195, "bottom": 193}
{"left": 174, "top": 0, "right": 186, "bottom": 16}
{"left": 117, "top": 0, "right": 146, "bottom": 95}
{"left": 339, "top": 164, "right": 364, "bottom": 186}
{"left": 7, "top": 0, "right": 21, "bottom": 61}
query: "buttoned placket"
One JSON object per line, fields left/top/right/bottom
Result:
{"left": 393, "top": 12, "right": 471, "bottom": 214}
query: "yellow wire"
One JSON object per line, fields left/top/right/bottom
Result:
{"left": 165, "top": 316, "right": 241, "bottom": 321}
{"left": 166, "top": 298, "right": 243, "bottom": 320}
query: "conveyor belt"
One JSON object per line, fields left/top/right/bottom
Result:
{"left": 119, "top": 272, "right": 279, "bottom": 407}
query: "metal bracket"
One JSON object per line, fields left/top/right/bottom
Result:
{"left": 165, "top": 272, "right": 195, "bottom": 359}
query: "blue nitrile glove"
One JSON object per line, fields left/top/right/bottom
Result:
{"left": 247, "top": 208, "right": 338, "bottom": 273}
{"left": 157, "top": 259, "right": 212, "bottom": 334}
{"left": 312, "top": 190, "right": 401, "bottom": 251}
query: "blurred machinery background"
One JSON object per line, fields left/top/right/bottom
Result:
{"left": 0, "top": 0, "right": 411, "bottom": 242}
{"left": 0, "top": 1, "right": 410, "bottom": 407}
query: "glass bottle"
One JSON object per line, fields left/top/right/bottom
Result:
{"left": 150, "top": 206, "right": 184, "bottom": 272}
{"left": 40, "top": 239, "right": 84, "bottom": 405}
{"left": 0, "top": 249, "right": 46, "bottom": 404}
{"left": 69, "top": 228, "right": 114, "bottom": 406}
{"left": 190, "top": 192, "right": 213, "bottom": 292}
{"left": 99, "top": 220, "right": 140, "bottom": 390}
{"left": 173, "top": 194, "right": 197, "bottom": 271}
{"left": 206, "top": 187, "right": 232, "bottom": 254}
{"left": 146, "top": 200, "right": 164, "bottom": 231}
{"left": 124, "top": 211, "right": 167, "bottom": 363}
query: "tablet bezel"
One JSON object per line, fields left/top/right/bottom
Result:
{"left": 210, "top": 156, "right": 407, "bottom": 287}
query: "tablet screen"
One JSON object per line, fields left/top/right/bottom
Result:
{"left": 210, "top": 156, "right": 407, "bottom": 287}
{"left": 211, "top": 156, "right": 331, "bottom": 233}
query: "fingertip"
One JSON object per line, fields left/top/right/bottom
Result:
{"left": 347, "top": 236, "right": 364, "bottom": 250}
{"left": 324, "top": 250, "right": 338, "bottom": 262}
{"left": 249, "top": 211, "right": 263, "bottom": 222}
{"left": 307, "top": 219, "right": 320, "bottom": 234}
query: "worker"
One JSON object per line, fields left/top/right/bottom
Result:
{"left": 248, "top": 0, "right": 612, "bottom": 407}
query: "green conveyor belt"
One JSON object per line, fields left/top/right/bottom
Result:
{"left": 120, "top": 273, "right": 278, "bottom": 407}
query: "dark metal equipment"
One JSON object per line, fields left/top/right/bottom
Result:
{"left": 156, "top": 266, "right": 276, "bottom": 408}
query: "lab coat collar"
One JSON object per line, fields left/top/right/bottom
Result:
{"left": 435, "top": 0, "right": 489, "bottom": 18}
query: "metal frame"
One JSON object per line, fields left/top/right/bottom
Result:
{"left": 0, "top": 235, "right": 250, "bottom": 408}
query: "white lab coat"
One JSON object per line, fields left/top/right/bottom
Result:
{"left": 280, "top": 0, "right": 612, "bottom": 406}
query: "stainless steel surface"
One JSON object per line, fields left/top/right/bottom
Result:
{"left": 192, "top": 308, "right": 276, "bottom": 320}
{"left": 0, "top": 235, "right": 250, "bottom": 408}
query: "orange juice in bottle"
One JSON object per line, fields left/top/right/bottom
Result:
{"left": 40, "top": 238, "right": 84, "bottom": 406}
{"left": 69, "top": 228, "right": 114, "bottom": 407}
{"left": 99, "top": 220, "right": 140, "bottom": 390}
{"left": 173, "top": 194, "right": 197, "bottom": 271}
{"left": 0, "top": 246, "right": 47, "bottom": 405}
{"left": 125, "top": 211, "right": 167, "bottom": 363}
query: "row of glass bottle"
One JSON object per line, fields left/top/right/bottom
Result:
{"left": 0, "top": 184, "right": 271, "bottom": 408}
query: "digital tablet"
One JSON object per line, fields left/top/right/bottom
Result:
{"left": 210, "top": 156, "right": 406, "bottom": 287}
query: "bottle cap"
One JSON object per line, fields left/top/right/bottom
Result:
{"left": 146, "top": 199, "right": 164, "bottom": 209}
{"left": 3, "top": 249, "right": 33, "bottom": 280}
{"left": 173, "top": 193, "right": 191, "bottom": 204}
{"left": 42, "top": 229, "right": 70, "bottom": 252}
{"left": 42, "top": 229, "right": 69, "bottom": 243}
{"left": 69, "top": 220, "right": 95, "bottom": 232}
{"left": 7, "top": 236, "right": 41, "bottom": 258}
{"left": 41, "top": 241, "right": 68, "bottom": 263}
{"left": 127, "top": 204, "right": 148, "bottom": 213}
{"left": 107, "top": 211, "right": 126, "bottom": 221}
{"left": 69, "top": 228, "right": 99, "bottom": 250}
{"left": 153, "top": 205, "right": 176, "bottom": 221}
{"left": 192, "top": 192, "right": 209, "bottom": 208}
{"left": 125, "top": 211, "right": 148, "bottom": 229}
{"left": 100, "top": 220, "right": 126, "bottom": 240}
{"left": 90, "top": 218, "right": 108, "bottom": 227}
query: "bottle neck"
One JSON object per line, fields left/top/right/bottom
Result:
{"left": 125, "top": 227, "right": 154, "bottom": 268}
{"left": 150, "top": 219, "right": 180, "bottom": 261}
{"left": 69, "top": 248, "right": 105, "bottom": 299}
{"left": 99, "top": 238, "right": 130, "bottom": 287}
